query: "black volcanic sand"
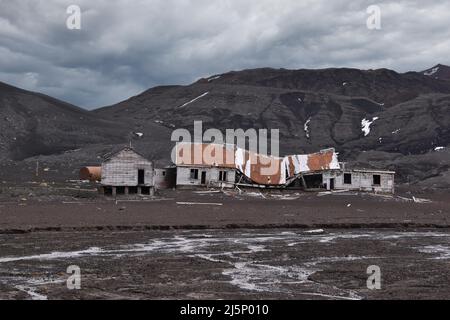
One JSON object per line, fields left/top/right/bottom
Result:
{"left": 1, "top": 189, "right": 449, "bottom": 300}
{"left": 0, "top": 229, "right": 450, "bottom": 300}
{"left": 0, "top": 189, "right": 449, "bottom": 232}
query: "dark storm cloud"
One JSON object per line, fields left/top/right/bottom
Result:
{"left": 0, "top": 0, "right": 449, "bottom": 109}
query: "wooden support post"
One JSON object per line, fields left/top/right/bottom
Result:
{"left": 112, "top": 187, "right": 117, "bottom": 197}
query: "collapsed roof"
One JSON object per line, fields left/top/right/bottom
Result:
{"left": 175, "top": 143, "right": 340, "bottom": 185}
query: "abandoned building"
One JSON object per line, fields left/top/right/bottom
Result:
{"left": 174, "top": 142, "right": 395, "bottom": 193}
{"left": 154, "top": 166, "right": 177, "bottom": 189}
{"left": 100, "top": 147, "right": 155, "bottom": 196}
{"left": 176, "top": 166, "right": 237, "bottom": 189}
{"left": 302, "top": 169, "right": 395, "bottom": 193}
{"left": 82, "top": 143, "right": 395, "bottom": 195}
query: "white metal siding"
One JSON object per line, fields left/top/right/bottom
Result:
{"left": 101, "top": 149, "right": 154, "bottom": 187}
{"left": 176, "top": 167, "right": 236, "bottom": 188}
{"left": 323, "top": 171, "right": 394, "bottom": 193}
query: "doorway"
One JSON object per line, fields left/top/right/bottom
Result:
{"left": 201, "top": 171, "right": 207, "bottom": 185}
{"left": 138, "top": 169, "right": 145, "bottom": 185}
{"left": 330, "top": 178, "right": 335, "bottom": 190}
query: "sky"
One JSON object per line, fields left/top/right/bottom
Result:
{"left": 0, "top": 0, "right": 449, "bottom": 109}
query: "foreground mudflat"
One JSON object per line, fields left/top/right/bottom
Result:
{"left": 0, "top": 229, "right": 449, "bottom": 300}
{"left": 0, "top": 189, "right": 449, "bottom": 232}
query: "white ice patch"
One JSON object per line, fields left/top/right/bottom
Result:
{"left": 3, "top": 230, "right": 450, "bottom": 300}
{"left": 304, "top": 229, "right": 324, "bottom": 234}
{"left": 424, "top": 67, "right": 440, "bottom": 76}
{"left": 417, "top": 245, "right": 450, "bottom": 260}
{"left": 134, "top": 132, "right": 144, "bottom": 138}
{"left": 15, "top": 285, "right": 48, "bottom": 300}
{"left": 207, "top": 76, "right": 221, "bottom": 82}
{"left": 304, "top": 118, "right": 311, "bottom": 139}
{"left": 361, "top": 117, "right": 379, "bottom": 136}
{"left": 177, "top": 92, "right": 209, "bottom": 108}
{"left": 434, "top": 146, "right": 445, "bottom": 151}
{"left": 0, "top": 247, "right": 104, "bottom": 263}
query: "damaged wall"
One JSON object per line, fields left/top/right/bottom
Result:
{"left": 175, "top": 143, "right": 340, "bottom": 186}
{"left": 176, "top": 166, "right": 236, "bottom": 188}
{"left": 306, "top": 170, "right": 395, "bottom": 193}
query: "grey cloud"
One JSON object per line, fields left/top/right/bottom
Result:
{"left": 0, "top": 0, "right": 449, "bottom": 109}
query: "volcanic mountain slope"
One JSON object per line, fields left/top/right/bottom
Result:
{"left": 0, "top": 81, "right": 133, "bottom": 161}
{"left": 96, "top": 67, "right": 450, "bottom": 155}
{"left": 1, "top": 65, "right": 449, "bottom": 186}
{"left": 422, "top": 64, "right": 450, "bottom": 81}
{"left": 0, "top": 81, "right": 174, "bottom": 181}
{"left": 96, "top": 66, "right": 450, "bottom": 185}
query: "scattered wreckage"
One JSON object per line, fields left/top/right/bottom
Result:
{"left": 80, "top": 144, "right": 395, "bottom": 196}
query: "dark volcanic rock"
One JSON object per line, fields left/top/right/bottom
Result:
{"left": 1, "top": 65, "right": 450, "bottom": 186}
{"left": 422, "top": 64, "right": 450, "bottom": 81}
{"left": 0, "top": 81, "right": 129, "bottom": 161}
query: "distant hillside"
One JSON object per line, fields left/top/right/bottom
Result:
{"left": 0, "top": 81, "right": 132, "bottom": 161}
{"left": 1, "top": 65, "right": 449, "bottom": 186}
{"left": 422, "top": 64, "right": 450, "bottom": 81}
{"left": 94, "top": 66, "right": 450, "bottom": 186}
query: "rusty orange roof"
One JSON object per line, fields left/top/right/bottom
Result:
{"left": 176, "top": 143, "right": 340, "bottom": 185}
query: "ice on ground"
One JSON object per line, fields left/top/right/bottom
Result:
{"left": 178, "top": 92, "right": 209, "bottom": 108}
{"left": 361, "top": 117, "right": 379, "bottom": 136}
{"left": 434, "top": 146, "right": 445, "bottom": 151}
{"left": 417, "top": 245, "right": 450, "bottom": 260}
{"left": 304, "top": 229, "right": 324, "bottom": 234}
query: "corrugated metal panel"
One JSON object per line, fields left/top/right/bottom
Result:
{"left": 176, "top": 143, "right": 340, "bottom": 186}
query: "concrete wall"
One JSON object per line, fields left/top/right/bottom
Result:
{"left": 321, "top": 170, "right": 394, "bottom": 193}
{"left": 176, "top": 166, "right": 236, "bottom": 188}
{"left": 101, "top": 149, "right": 154, "bottom": 187}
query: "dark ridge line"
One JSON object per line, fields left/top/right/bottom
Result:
{"left": 1, "top": 223, "right": 450, "bottom": 235}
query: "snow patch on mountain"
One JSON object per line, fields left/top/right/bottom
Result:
{"left": 424, "top": 67, "right": 440, "bottom": 76}
{"left": 208, "top": 76, "right": 221, "bottom": 82}
{"left": 304, "top": 118, "right": 311, "bottom": 139}
{"left": 178, "top": 92, "right": 209, "bottom": 108}
{"left": 361, "top": 117, "right": 379, "bottom": 137}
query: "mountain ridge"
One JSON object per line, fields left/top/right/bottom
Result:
{"left": 1, "top": 65, "right": 449, "bottom": 186}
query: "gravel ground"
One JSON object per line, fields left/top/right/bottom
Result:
{"left": 1, "top": 189, "right": 449, "bottom": 300}
{"left": 0, "top": 228, "right": 450, "bottom": 300}
{"left": 0, "top": 189, "right": 448, "bottom": 232}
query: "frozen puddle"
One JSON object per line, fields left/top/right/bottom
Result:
{"left": 1, "top": 230, "right": 450, "bottom": 299}
{"left": 416, "top": 245, "right": 450, "bottom": 260}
